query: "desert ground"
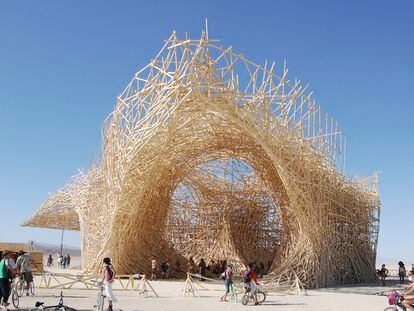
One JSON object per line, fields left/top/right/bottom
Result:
{"left": 12, "top": 255, "right": 401, "bottom": 311}
{"left": 14, "top": 278, "right": 393, "bottom": 311}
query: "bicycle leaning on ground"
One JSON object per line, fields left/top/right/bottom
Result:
{"left": 241, "top": 285, "right": 266, "bottom": 305}
{"left": 30, "top": 291, "right": 77, "bottom": 311}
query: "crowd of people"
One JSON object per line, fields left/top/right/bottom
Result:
{"left": 149, "top": 256, "right": 269, "bottom": 281}
{"left": 56, "top": 254, "right": 71, "bottom": 269}
{"left": 0, "top": 250, "right": 35, "bottom": 308}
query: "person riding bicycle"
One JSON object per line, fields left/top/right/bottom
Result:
{"left": 242, "top": 263, "right": 259, "bottom": 305}
{"left": 396, "top": 271, "right": 414, "bottom": 310}
{"left": 16, "top": 250, "right": 34, "bottom": 296}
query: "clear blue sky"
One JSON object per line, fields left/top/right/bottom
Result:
{"left": 0, "top": 1, "right": 413, "bottom": 262}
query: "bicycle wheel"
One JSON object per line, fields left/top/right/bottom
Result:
{"left": 257, "top": 290, "right": 266, "bottom": 303}
{"left": 12, "top": 288, "right": 19, "bottom": 308}
{"left": 16, "top": 278, "right": 25, "bottom": 297}
{"left": 241, "top": 293, "right": 250, "bottom": 305}
{"left": 96, "top": 291, "right": 105, "bottom": 311}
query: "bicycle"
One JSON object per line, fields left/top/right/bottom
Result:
{"left": 15, "top": 273, "right": 35, "bottom": 297}
{"left": 31, "top": 291, "right": 76, "bottom": 311}
{"left": 10, "top": 278, "right": 19, "bottom": 308}
{"left": 92, "top": 281, "right": 106, "bottom": 311}
{"left": 241, "top": 285, "right": 266, "bottom": 305}
{"left": 384, "top": 290, "right": 413, "bottom": 311}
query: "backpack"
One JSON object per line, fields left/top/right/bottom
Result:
{"left": 242, "top": 270, "right": 251, "bottom": 284}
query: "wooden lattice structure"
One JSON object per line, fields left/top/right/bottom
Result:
{"left": 23, "top": 26, "right": 380, "bottom": 288}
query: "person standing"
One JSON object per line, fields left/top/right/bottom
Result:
{"left": 399, "top": 261, "right": 407, "bottom": 284}
{"left": 66, "top": 254, "right": 71, "bottom": 268}
{"left": 220, "top": 264, "right": 233, "bottom": 302}
{"left": 378, "top": 264, "right": 389, "bottom": 286}
{"left": 199, "top": 259, "right": 206, "bottom": 281}
{"left": 47, "top": 255, "right": 53, "bottom": 267}
{"left": 175, "top": 259, "right": 181, "bottom": 277}
{"left": 16, "top": 251, "right": 34, "bottom": 296}
{"left": 150, "top": 258, "right": 157, "bottom": 281}
{"left": 102, "top": 257, "right": 116, "bottom": 311}
{"left": 242, "top": 263, "right": 259, "bottom": 305}
{"left": 0, "top": 251, "right": 17, "bottom": 308}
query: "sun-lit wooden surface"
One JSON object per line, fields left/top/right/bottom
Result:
{"left": 23, "top": 25, "right": 380, "bottom": 288}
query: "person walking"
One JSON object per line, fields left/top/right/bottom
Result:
{"left": 399, "top": 261, "right": 407, "bottom": 284}
{"left": 102, "top": 257, "right": 116, "bottom": 311}
{"left": 220, "top": 264, "right": 233, "bottom": 302}
{"left": 0, "top": 251, "right": 16, "bottom": 308}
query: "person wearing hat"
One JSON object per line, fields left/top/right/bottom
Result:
{"left": 0, "top": 251, "right": 17, "bottom": 307}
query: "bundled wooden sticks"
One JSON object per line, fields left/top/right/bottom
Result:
{"left": 23, "top": 27, "right": 380, "bottom": 288}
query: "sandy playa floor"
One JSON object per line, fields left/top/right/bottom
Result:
{"left": 13, "top": 274, "right": 396, "bottom": 311}
{"left": 23, "top": 260, "right": 400, "bottom": 310}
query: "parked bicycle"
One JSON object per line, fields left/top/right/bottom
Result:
{"left": 31, "top": 291, "right": 76, "bottom": 311}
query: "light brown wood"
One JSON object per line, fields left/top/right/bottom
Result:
{"left": 22, "top": 26, "right": 380, "bottom": 288}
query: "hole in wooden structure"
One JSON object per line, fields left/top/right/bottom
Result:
{"left": 165, "top": 158, "right": 284, "bottom": 272}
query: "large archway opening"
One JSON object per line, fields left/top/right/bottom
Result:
{"left": 164, "top": 157, "right": 285, "bottom": 272}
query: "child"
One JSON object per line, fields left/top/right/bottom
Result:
{"left": 102, "top": 258, "right": 116, "bottom": 311}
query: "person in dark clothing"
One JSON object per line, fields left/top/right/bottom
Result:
{"left": 0, "top": 251, "right": 16, "bottom": 307}
{"left": 377, "top": 264, "right": 389, "bottom": 286}
{"left": 199, "top": 259, "right": 207, "bottom": 281}
{"left": 399, "top": 261, "right": 407, "bottom": 284}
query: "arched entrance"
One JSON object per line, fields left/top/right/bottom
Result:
{"left": 165, "top": 158, "right": 285, "bottom": 272}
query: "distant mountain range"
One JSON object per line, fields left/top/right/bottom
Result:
{"left": 33, "top": 242, "right": 81, "bottom": 257}
{"left": 377, "top": 257, "right": 414, "bottom": 267}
